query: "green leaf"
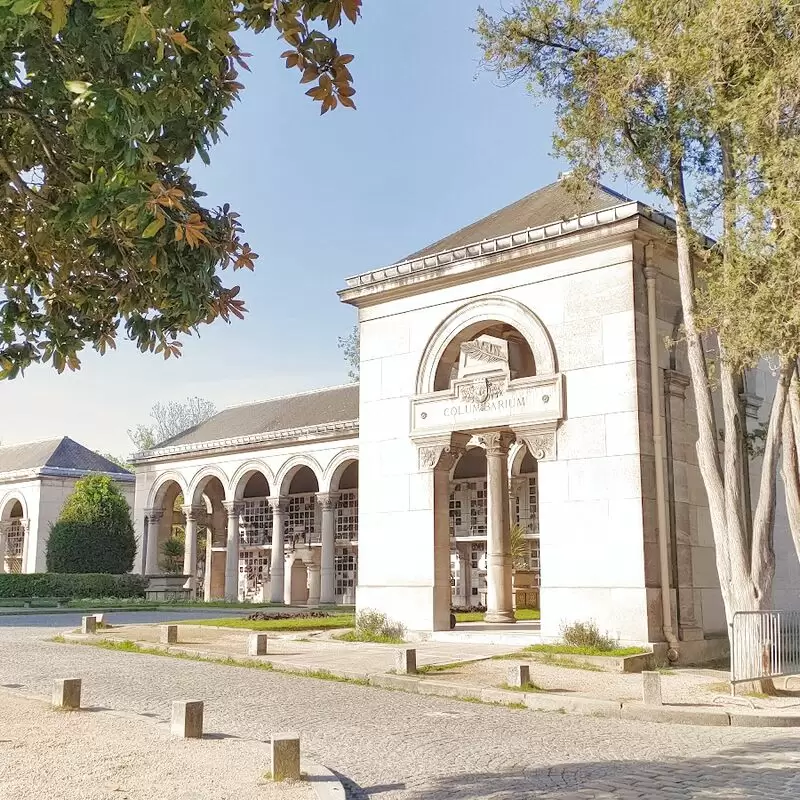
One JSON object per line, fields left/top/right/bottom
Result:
{"left": 51, "top": 0, "right": 67, "bottom": 34}
{"left": 11, "top": 0, "right": 40, "bottom": 14}
{"left": 142, "top": 216, "right": 165, "bottom": 238}
{"left": 65, "top": 80, "right": 90, "bottom": 94}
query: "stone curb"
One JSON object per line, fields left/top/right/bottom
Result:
{"left": 0, "top": 684, "right": 347, "bottom": 800}
{"left": 62, "top": 634, "right": 800, "bottom": 729}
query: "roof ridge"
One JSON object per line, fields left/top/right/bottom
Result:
{"left": 217, "top": 382, "right": 359, "bottom": 413}
{"left": 0, "top": 435, "right": 65, "bottom": 450}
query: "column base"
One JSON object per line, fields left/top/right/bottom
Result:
{"left": 484, "top": 611, "right": 516, "bottom": 624}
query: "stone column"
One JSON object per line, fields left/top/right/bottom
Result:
{"left": 307, "top": 562, "right": 321, "bottom": 606}
{"left": 0, "top": 524, "right": 7, "bottom": 575}
{"left": 182, "top": 505, "right": 200, "bottom": 599}
{"left": 483, "top": 430, "right": 516, "bottom": 624}
{"left": 317, "top": 492, "right": 338, "bottom": 605}
{"left": 144, "top": 509, "right": 163, "bottom": 574}
{"left": 223, "top": 500, "right": 242, "bottom": 602}
{"left": 268, "top": 497, "right": 287, "bottom": 604}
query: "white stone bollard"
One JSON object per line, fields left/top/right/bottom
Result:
{"left": 507, "top": 663, "right": 531, "bottom": 688}
{"left": 271, "top": 733, "right": 301, "bottom": 781}
{"left": 53, "top": 678, "right": 82, "bottom": 710}
{"left": 160, "top": 625, "right": 178, "bottom": 645}
{"left": 248, "top": 633, "right": 267, "bottom": 656}
{"left": 94, "top": 613, "right": 105, "bottom": 626}
{"left": 642, "top": 671, "right": 663, "bottom": 706}
{"left": 171, "top": 700, "right": 204, "bottom": 738}
{"left": 395, "top": 648, "right": 417, "bottom": 675}
{"left": 81, "top": 615, "right": 96, "bottom": 635}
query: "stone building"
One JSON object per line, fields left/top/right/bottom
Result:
{"left": 0, "top": 437, "right": 134, "bottom": 573}
{"left": 131, "top": 178, "right": 799, "bottom": 649}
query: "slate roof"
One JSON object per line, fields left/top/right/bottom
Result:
{"left": 401, "top": 180, "right": 630, "bottom": 263}
{"left": 0, "top": 437, "right": 132, "bottom": 477}
{"left": 155, "top": 384, "right": 360, "bottom": 450}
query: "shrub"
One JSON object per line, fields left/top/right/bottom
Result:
{"left": 161, "top": 536, "right": 184, "bottom": 574}
{"left": 355, "top": 609, "right": 406, "bottom": 640}
{"left": 0, "top": 573, "right": 147, "bottom": 599}
{"left": 559, "top": 620, "right": 617, "bottom": 652}
{"left": 46, "top": 474, "right": 136, "bottom": 574}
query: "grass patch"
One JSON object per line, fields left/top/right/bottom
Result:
{"left": 533, "top": 654, "right": 605, "bottom": 672}
{"left": 524, "top": 643, "right": 647, "bottom": 657}
{"left": 50, "top": 634, "right": 66, "bottom": 643}
{"left": 184, "top": 614, "right": 355, "bottom": 632}
{"left": 454, "top": 608, "right": 541, "bottom": 623}
{"left": 417, "top": 661, "right": 471, "bottom": 674}
{"left": 501, "top": 681, "right": 543, "bottom": 693}
{"left": 335, "top": 630, "right": 404, "bottom": 644}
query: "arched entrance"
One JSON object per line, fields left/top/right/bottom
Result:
{"left": 0, "top": 497, "right": 27, "bottom": 573}
{"left": 330, "top": 459, "right": 358, "bottom": 605}
{"left": 187, "top": 474, "right": 227, "bottom": 601}
{"left": 234, "top": 469, "right": 273, "bottom": 602}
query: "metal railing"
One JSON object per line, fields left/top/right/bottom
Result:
{"left": 730, "top": 610, "right": 800, "bottom": 693}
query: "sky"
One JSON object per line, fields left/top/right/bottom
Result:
{"left": 1, "top": 1, "right": 651, "bottom": 459}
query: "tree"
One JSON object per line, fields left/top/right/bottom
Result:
{"left": 129, "top": 396, "right": 216, "bottom": 450}
{"left": 0, "top": 0, "right": 361, "bottom": 379}
{"left": 338, "top": 324, "right": 359, "bottom": 381}
{"left": 101, "top": 452, "right": 133, "bottom": 471}
{"left": 477, "top": 0, "right": 799, "bottom": 631}
{"left": 160, "top": 534, "right": 184, "bottom": 574}
{"left": 46, "top": 473, "right": 136, "bottom": 573}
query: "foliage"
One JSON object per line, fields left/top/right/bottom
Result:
{"left": 509, "top": 523, "right": 528, "bottom": 570}
{"left": 525, "top": 642, "right": 647, "bottom": 657}
{"left": 355, "top": 608, "right": 405, "bottom": 640}
{"left": 338, "top": 324, "right": 359, "bottom": 381}
{"left": 477, "top": 0, "right": 798, "bottom": 626}
{"left": 46, "top": 474, "right": 136, "bottom": 573}
{"left": 558, "top": 620, "right": 617, "bottom": 652}
{"left": 0, "top": 572, "right": 146, "bottom": 598}
{"left": 0, "top": 0, "right": 361, "bottom": 379}
{"left": 455, "top": 608, "right": 540, "bottom": 623}
{"left": 189, "top": 614, "right": 354, "bottom": 631}
{"left": 128, "top": 396, "right": 216, "bottom": 450}
{"left": 160, "top": 535, "right": 184, "bottom": 574}
{"left": 100, "top": 452, "right": 133, "bottom": 471}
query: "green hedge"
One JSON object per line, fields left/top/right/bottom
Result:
{"left": 0, "top": 573, "right": 147, "bottom": 600}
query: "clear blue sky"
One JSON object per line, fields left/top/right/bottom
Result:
{"left": 2, "top": 1, "right": 649, "bottom": 458}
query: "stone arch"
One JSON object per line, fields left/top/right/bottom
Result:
{"left": 231, "top": 460, "right": 275, "bottom": 500}
{"left": 0, "top": 491, "right": 27, "bottom": 521}
{"left": 187, "top": 466, "right": 231, "bottom": 506}
{"left": 415, "top": 296, "right": 558, "bottom": 394}
{"left": 323, "top": 449, "right": 360, "bottom": 492}
{"left": 276, "top": 455, "right": 324, "bottom": 497}
{"left": 147, "top": 472, "right": 189, "bottom": 509}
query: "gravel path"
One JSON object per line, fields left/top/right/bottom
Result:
{"left": 0, "top": 691, "right": 312, "bottom": 800}
{"left": 2, "top": 619, "right": 800, "bottom": 798}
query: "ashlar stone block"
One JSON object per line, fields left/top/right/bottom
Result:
{"left": 395, "top": 648, "right": 417, "bottom": 675}
{"left": 507, "top": 664, "right": 531, "bottom": 688}
{"left": 80, "top": 615, "right": 96, "bottom": 635}
{"left": 642, "top": 671, "right": 663, "bottom": 706}
{"left": 171, "top": 700, "right": 203, "bottom": 738}
{"left": 271, "top": 733, "right": 301, "bottom": 781}
{"left": 248, "top": 633, "right": 268, "bottom": 656}
{"left": 160, "top": 625, "right": 178, "bottom": 645}
{"left": 52, "top": 678, "right": 81, "bottom": 709}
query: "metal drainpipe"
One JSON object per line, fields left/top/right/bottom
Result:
{"left": 644, "top": 246, "right": 680, "bottom": 660}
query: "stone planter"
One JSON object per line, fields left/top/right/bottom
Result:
{"left": 145, "top": 574, "right": 191, "bottom": 602}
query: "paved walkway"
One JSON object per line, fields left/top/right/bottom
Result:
{"left": 2, "top": 619, "right": 800, "bottom": 798}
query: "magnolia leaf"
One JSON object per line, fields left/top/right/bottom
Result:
{"left": 65, "top": 79, "right": 90, "bottom": 94}
{"left": 142, "top": 216, "right": 165, "bottom": 238}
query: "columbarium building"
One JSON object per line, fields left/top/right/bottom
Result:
{"left": 132, "top": 179, "right": 798, "bottom": 648}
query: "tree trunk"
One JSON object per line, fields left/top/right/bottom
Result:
{"left": 781, "top": 366, "right": 800, "bottom": 561}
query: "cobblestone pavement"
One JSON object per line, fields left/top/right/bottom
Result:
{"left": 2, "top": 621, "right": 800, "bottom": 799}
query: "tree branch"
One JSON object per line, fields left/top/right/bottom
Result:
{"left": 0, "top": 147, "right": 57, "bottom": 210}
{"left": 523, "top": 35, "right": 581, "bottom": 54}
{"left": 0, "top": 107, "right": 58, "bottom": 166}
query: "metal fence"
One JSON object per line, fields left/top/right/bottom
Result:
{"left": 730, "top": 610, "right": 800, "bottom": 693}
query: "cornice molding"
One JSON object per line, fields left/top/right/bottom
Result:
{"left": 130, "top": 419, "right": 359, "bottom": 465}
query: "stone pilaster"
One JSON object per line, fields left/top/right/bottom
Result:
{"left": 223, "top": 500, "right": 242, "bottom": 602}
{"left": 181, "top": 505, "right": 203, "bottom": 599}
{"left": 143, "top": 509, "right": 164, "bottom": 575}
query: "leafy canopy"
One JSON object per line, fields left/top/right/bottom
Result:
{"left": 128, "top": 395, "right": 216, "bottom": 451}
{"left": 0, "top": 0, "right": 361, "bottom": 379}
{"left": 47, "top": 473, "right": 137, "bottom": 573}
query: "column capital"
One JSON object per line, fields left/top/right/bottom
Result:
{"left": 418, "top": 432, "right": 470, "bottom": 471}
{"left": 144, "top": 508, "right": 164, "bottom": 523}
{"left": 181, "top": 504, "right": 204, "bottom": 522}
{"left": 268, "top": 496, "right": 288, "bottom": 513}
{"left": 665, "top": 369, "right": 691, "bottom": 399}
{"left": 478, "top": 429, "right": 516, "bottom": 457}
{"left": 739, "top": 391, "right": 763, "bottom": 420}
{"left": 643, "top": 264, "right": 660, "bottom": 282}
{"left": 222, "top": 500, "right": 243, "bottom": 516}
{"left": 316, "top": 492, "right": 340, "bottom": 511}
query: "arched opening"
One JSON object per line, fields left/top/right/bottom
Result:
{"left": 236, "top": 471, "right": 273, "bottom": 601}
{"left": 1, "top": 498, "right": 26, "bottom": 574}
{"left": 332, "top": 459, "right": 359, "bottom": 605}
{"left": 285, "top": 466, "right": 320, "bottom": 547}
{"left": 433, "top": 321, "right": 537, "bottom": 392}
{"left": 191, "top": 476, "right": 227, "bottom": 601}
{"left": 148, "top": 479, "right": 185, "bottom": 576}
{"left": 510, "top": 446, "right": 541, "bottom": 613}
{"left": 449, "top": 447, "right": 488, "bottom": 609}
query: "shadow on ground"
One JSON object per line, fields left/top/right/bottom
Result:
{"left": 396, "top": 737, "right": 800, "bottom": 799}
